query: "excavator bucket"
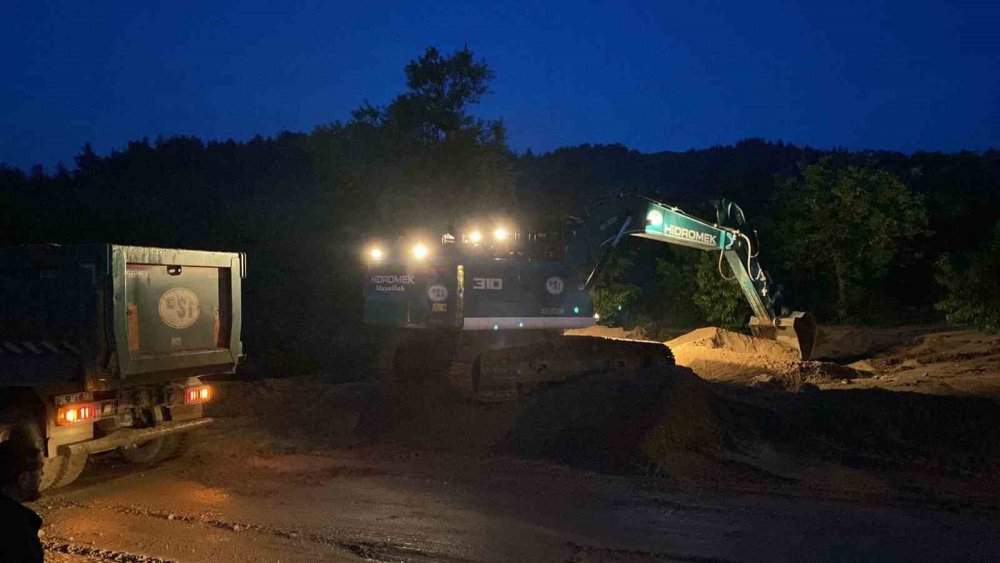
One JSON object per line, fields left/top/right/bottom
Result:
{"left": 748, "top": 311, "right": 817, "bottom": 361}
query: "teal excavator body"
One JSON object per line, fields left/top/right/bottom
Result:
{"left": 362, "top": 193, "right": 816, "bottom": 401}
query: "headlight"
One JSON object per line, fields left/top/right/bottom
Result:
{"left": 646, "top": 209, "right": 664, "bottom": 227}
{"left": 468, "top": 230, "right": 482, "bottom": 244}
{"left": 494, "top": 227, "right": 509, "bottom": 241}
{"left": 412, "top": 243, "right": 429, "bottom": 260}
{"left": 369, "top": 247, "right": 384, "bottom": 261}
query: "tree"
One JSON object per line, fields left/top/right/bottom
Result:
{"left": 321, "top": 46, "right": 514, "bottom": 235}
{"left": 935, "top": 223, "right": 1000, "bottom": 332}
{"left": 399, "top": 46, "right": 494, "bottom": 141}
{"left": 774, "top": 161, "right": 928, "bottom": 321}
{"left": 590, "top": 254, "right": 642, "bottom": 326}
{"left": 652, "top": 250, "right": 703, "bottom": 328}
{"left": 692, "top": 253, "right": 751, "bottom": 331}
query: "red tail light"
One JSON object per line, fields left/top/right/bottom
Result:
{"left": 57, "top": 403, "right": 97, "bottom": 425}
{"left": 185, "top": 385, "right": 211, "bottom": 404}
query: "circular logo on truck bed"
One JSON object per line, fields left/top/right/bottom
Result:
{"left": 159, "top": 287, "right": 201, "bottom": 329}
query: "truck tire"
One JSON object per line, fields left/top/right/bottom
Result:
{"left": 46, "top": 449, "right": 88, "bottom": 490}
{"left": 118, "top": 432, "right": 190, "bottom": 465}
{"left": 0, "top": 407, "right": 85, "bottom": 493}
{"left": 39, "top": 455, "right": 61, "bottom": 491}
{"left": 162, "top": 432, "right": 192, "bottom": 460}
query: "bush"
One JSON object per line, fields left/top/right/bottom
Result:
{"left": 692, "top": 253, "right": 751, "bottom": 332}
{"left": 935, "top": 225, "right": 1000, "bottom": 332}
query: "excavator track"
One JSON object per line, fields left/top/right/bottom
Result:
{"left": 450, "top": 333, "right": 675, "bottom": 402}
{"left": 380, "top": 329, "right": 675, "bottom": 403}
{"left": 377, "top": 329, "right": 458, "bottom": 398}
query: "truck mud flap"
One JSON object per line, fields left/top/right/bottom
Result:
{"left": 60, "top": 417, "right": 213, "bottom": 456}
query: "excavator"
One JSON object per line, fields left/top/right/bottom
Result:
{"left": 363, "top": 194, "right": 816, "bottom": 401}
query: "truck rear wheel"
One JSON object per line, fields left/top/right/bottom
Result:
{"left": 43, "top": 449, "right": 88, "bottom": 490}
{"left": 0, "top": 406, "right": 86, "bottom": 493}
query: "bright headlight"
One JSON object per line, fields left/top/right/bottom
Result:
{"left": 646, "top": 209, "right": 664, "bottom": 227}
{"left": 469, "top": 230, "right": 482, "bottom": 244}
{"left": 369, "top": 247, "right": 384, "bottom": 261}
{"left": 494, "top": 227, "right": 509, "bottom": 241}
{"left": 412, "top": 243, "right": 429, "bottom": 260}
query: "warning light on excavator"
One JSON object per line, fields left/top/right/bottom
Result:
{"left": 573, "top": 306, "right": 580, "bottom": 314}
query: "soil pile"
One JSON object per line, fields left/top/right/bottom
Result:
{"left": 668, "top": 327, "right": 861, "bottom": 390}
{"left": 204, "top": 349, "right": 1000, "bottom": 482}
{"left": 504, "top": 365, "right": 724, "bottom": 471}
{"left": 812, "top": 324, "right": 943, "bottom": 360}
{"left": 503, "top": 363, "right": 1000, "bottom": 479}
{"left": 844, "top": 330, "right": 1000, "bottom": 398}
{"left": 565, "top": 325, "right": 650, "bottom": 341}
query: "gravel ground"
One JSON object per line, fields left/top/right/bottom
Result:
{"left": 29, "top": 325, "right": 1000, "bottom": 562}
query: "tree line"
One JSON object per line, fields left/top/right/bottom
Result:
{"left": 1, "top": 46, "right": 998, "bottom": 376}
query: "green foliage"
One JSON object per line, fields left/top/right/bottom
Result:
{"left": 401, "top": 46, "right": 494, "bottom": 140}
{"left": 318, "top": 46, "right": 514, "bottom": 235}
{"left": 692, "top": 253, "right": 751, "bottom": 332}
{"left": 590, "top": 254, "right": 641, "bottom": 326}
{"left": 651, "top": 249, "right": 702, "bottom": 327}
{"left": 774, "top": 160, "right": 928, "bottom": 321}
{"left": 649, "top": 249, "right": 749, "bottom": 332}
{"left": 935, "top": 224, "right": 1000, "bottom": 332}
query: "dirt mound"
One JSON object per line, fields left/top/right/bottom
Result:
{"left": 565, "top": 325, "right": 651, "bottom": 340}
{"left": 504, "top": 365, "right": 718, "bottom": 470}
{"left": 205, "top": 356, "right": 1000, "bottom": 482}
{"left": 812, "top": 324, "right": 944, "bottom": 361}
{"left": 836, "top": 330, "right": 1000, "bottom": 398}
{"left": 376, "top": 380, "right": 524, "bottom": 451}
{"left": 504, "top": 364, "right": 1000, "bottom": 479}
{"left": 667, "top": 327, "right": 861, "bottom": 390}
{"left": 668, "top": 327, "right": 799, "bottom": 358}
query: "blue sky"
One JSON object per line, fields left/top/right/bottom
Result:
{"left": 1, "top": 0, "right": 997, "bottom": 170}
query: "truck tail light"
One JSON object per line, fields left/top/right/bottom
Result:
{"left": 57, "top": 404, "right": 97, "bottom": 425}
{"left": 185, "top": 385, "right": 211, "bottom": 404}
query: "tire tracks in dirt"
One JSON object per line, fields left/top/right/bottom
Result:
{"left": 43, "top": 538, "right": 176, "bottom": 563}
{"left": 43, "top": 498, "right": 474, "bottom": 563}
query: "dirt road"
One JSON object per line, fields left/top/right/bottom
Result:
{"left": 35, "top": 416, "right": 1000, "bottom": 562}
{"left": 32, "top": 326, "right": 1000, "bottom": 562}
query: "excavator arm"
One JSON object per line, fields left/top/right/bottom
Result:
{"left": 578, "top": 195, "right": 817, "bottom": 360}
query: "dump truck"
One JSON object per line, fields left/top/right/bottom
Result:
{"left": 0, "top": 244, "right": 244, "bottom": 491}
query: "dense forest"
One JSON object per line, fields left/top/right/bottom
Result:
{"left": 2, "top": 47, "right": 998, "bottom": 377}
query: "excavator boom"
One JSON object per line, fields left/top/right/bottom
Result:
{"left": 633, "top": 200, "right": 816, "bottom": 359}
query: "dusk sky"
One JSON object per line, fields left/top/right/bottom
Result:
{"left": 2, "top": 0, "right": 998, "bottom": 170}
